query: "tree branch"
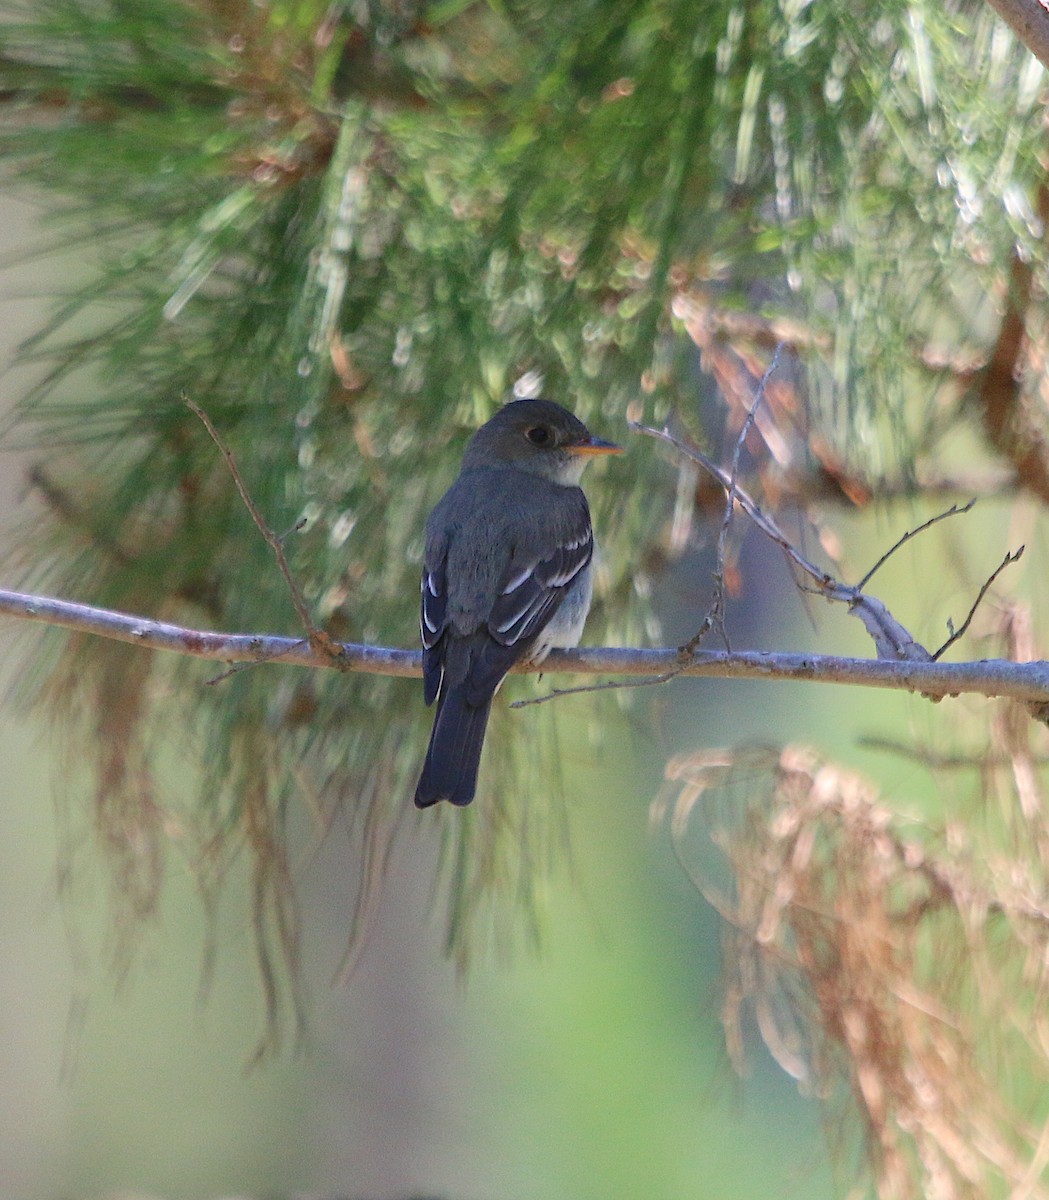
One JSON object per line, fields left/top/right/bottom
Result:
{"left": 3, "top": 587, "right": 1049, "bottom": 704}
{"left": 186, "top": 396, "right": 344, "bottom": 659}
{"left": 632, "top": 421, "right": 945, "bottom": 663}
{"left": 980, "top": 0, "right": 1049, "bottom": 70}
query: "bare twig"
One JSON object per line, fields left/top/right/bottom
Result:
{"left": 633, "top": 422, "right": 994, "bottom": 664}
{"left": 635, "top": 422, "right": 1021, "bottom": 677}
{"left": 855, "top": 498, "right": 977, "bottom": 592}
{"left": 684, "top": 343, "right": 785, "bottom": 656}
{"left": 934, "top": 546, "right": 1025, "bottom": 660}
{"left": 185, "top": 396, "right": 343, "bottom": 661}
{"left": 632, "top": 421, "right": 832, "bottom": 587}
{"left": 513, "top": 417, "right": 1020, "bottom": 718}
{"left": 510, "top": 671, "right": 679, "bottom": 709}
{"left": 3, "top": 587, "right": 1049, "bottom": 703}
{"left": 204, "top": 639, "right": 309, "bottom": 685}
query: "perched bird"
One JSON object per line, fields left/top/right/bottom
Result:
{"left": 414, "top": 399, "right": 622, "bottom": 807}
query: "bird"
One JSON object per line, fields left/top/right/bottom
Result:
{"left": 414, "top": 398, "right": 622, "bottom": 807}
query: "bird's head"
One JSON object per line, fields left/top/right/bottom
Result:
{"left": 462, "top": 398, "right": 622, "bottom": 484}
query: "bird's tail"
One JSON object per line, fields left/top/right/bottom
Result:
{"left": 414, "top": 683, "right": 494, "bottom": 808}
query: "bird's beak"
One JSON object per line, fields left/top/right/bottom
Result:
{"left": 569, "top": 436, "right": 624, "bottom": 456}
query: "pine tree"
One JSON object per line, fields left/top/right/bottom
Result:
{"left": 3, "top": 2, "right": 1049, "bottom": 1193}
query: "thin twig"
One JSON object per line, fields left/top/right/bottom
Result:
{"left": 685, "top": 343, "right": 785, "bottom": 656}
{"left": 855, "top": 498, "right": 978, "bottom": 593}
{"left": 632, "top": 422, "right": 837, "bottom": 591}
{"left": 510, "top": 671, "right": 679, "bottom": 709}
{"left": 185, "top": 396, "right": 343, "bottom": 661}
{"left": 205, "top": 639, "right": 309, "bottom": 685}
{"left": 632, "top": 421, "right": 1028, "bottom": 682}
{"left": 933, "top": 546, "right": 1025, "bottom": 661}
{"left": 634, "top": 422, "right": 1027, "bottom": 664}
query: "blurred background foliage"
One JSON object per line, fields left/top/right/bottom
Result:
{"left": 3, "top": 0, "right": 1049, "bottom": 1195}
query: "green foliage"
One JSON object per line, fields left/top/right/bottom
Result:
{"left": 0, "top": 0, "right": 1045, "bottom": 1036}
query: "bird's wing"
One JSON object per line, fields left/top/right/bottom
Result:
{"left": 420, "top": 480, "right": 593, "bottom": 705}
{"left": 447, "top": 520, "right": 592, "bottom": 706}
{"left": 420, "top": 554, "right": 448, "bottom": 705}
{"left": 487, "top": 519, "right": 594, "bottom": 649}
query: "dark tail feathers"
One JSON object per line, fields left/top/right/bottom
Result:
{"left": 414, "top": 684, "right": 494, "bottom": 807}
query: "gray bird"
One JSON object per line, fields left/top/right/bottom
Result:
{"left": 414, "top": 398, "right": 622, "bottom": 807}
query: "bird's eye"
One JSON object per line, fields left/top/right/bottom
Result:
{"left": 525, "top": 425, "right": 552, "bottom": 446}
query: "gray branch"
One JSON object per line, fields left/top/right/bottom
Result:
{"left": 2, "top": 587, "right": 1049, "bottom": 705}
{"left": 982, "top": 0, "right": 1049, "bottom": 69}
